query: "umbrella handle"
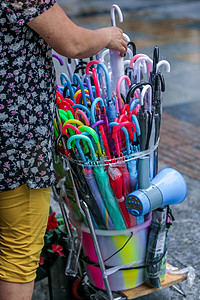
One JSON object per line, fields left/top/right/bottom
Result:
{"left": 78, "top": 125, "right": 103, "bottom": 157}
{"left": 72, "top": 104, "right": 90, "bottom": 117}
{"left": 99, "top": 125, "right": 111, "bottom": 160}
{"left": 56, "top": 90, "right": 64, "bottom": 104}
{"left": 127, "top": 41, "right": 136, "bottom": 57}
{"left": 90, "top": 97, "right": 105, "bottom": 125}
{"left": 130, "top": 53, "right": 149, "bottom": 68}
{"left": 121, "top": 104, "right": 130, "bottom": 116}
{"left": 156, "top": 60, "right": 170, "bottom": 73}
{"left": 74, "top": 89, "right": 89, "bottom": 104}
{"left": 116, "top": 75, "right": 131, "bottom": 112}
{"left": 126, "top": 82, "right": 151, "bottom": 104}
{"left": 108, "top": 122, "right": 119, "bottom": 156}
{"left": 140, "top": 84, "right": 152, "bottom": 110}
{"left": 82, "top": 74, "right": 94, "bottom": 103}
{"left": 85, "top": 60, "right": 100, "bottom": 75}
{"left": 67, "top": 134, "right": 98, "bottom": 162}
{"left": 52, "top": 54, "right": 64, "bottom": 66}
{"left": 100, "top": 49, "right": 109, "bottom": 65}
{"left": 97, "top": 62, "right": 111, "bottom": 101}
{"left": 58, "top": 109, "right": 69, "bottom": 124}
{"left": 73, "top": 73, "right": 88, "bottom": 108}
{"left": 92, "top": 68, "right": 101, "bottom": 98}
{"left": 110, "top": 4, "right": 123, "bottom": 26}
{"left": 62, "top": 124, "right": 81, "bottom": 136}
{"left": 65, "top": 58, "right": 73, "bottom": 82}
{"left": 111, "top": 123, "right": 131, "bottom": 155}
{"left": 133, "top": 57, "right": 153, "bottom": 82}
{"left": 91, "top": 120, "right": 104, "bottom": 129}
{"left": 60, "top": 73, "right": 75, "bottom": 102}
{"left": 129, "top": 98, "right": 140, "bottom": 112}
{"left": 57, "top": 101, "right": 75, "bottom": 117}
{"left": 74, "top": 110, "right": 90, "bottom": 126}
{"left": 118, "top": 116, "right": 134, "bottom": 140}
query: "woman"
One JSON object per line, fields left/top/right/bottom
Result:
{"left": 0, "top": 1, "right": 127, "bottom": 299}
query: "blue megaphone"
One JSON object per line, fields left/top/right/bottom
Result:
{"left": 125, "top": 167, "right": 187, "bottom": 216}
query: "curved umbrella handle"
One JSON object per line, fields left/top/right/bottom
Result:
{"left": 156, "top": 60, "right": 170, "bottom": 73}
{"left": 121, "top": 104, "right": 130, "bottom": 116}
{"left": 72, "top": 104, "right": 90, "bottom": 117}
{"left": 117, "top": 113, "right": 129, "bottom": 123}
{"left": 117, "top": 114, "right": 134, "bottom": 141}
{"left": 97, "top": 62, "right": 111, "bottom": 101}
{"left": 91, "top": 120, "right": 104, "bottom": 129}
{"left": 56, "top": 90, "right": 64, "bottom": 104}
{"left": 133, "top": 57, "right": 153, "bottom": 82}
{"left": 60, "top": 73, "right": 75, "bottom": 102}
{"left": 52, "top": 54, "right": 64, "bottom": 66}
{"left": 110, "top": 4, "right": 123, "bottom": 26}
{"left": 123, "top": 33, "right": 130, "bottom": 43}
{"left": 73, "top": 73, "right": 88, "bottom": 108}
{"left": 74, "top": 90, "right": 90, "bottom": 106}
{"left": 58, "top": 109, "right": 69, "bottom": 124}
{"left": 127, "top": 41, "right": 136, "bottom": 57}
{"left": 99, "top": 124, "right": 111, "bottom": 160}
{"left": 129, "top": 98, "right": 140, "bottom": 112}
{"left": 82, "top": 73, "right": 94, "bottom": 103}
{"left": 75, "top": 110, "right": 90, "bottom": 126}
{"left": 126, "top": 82, "right": 151, "bottom": 104}
{"left": 90, "top": 97, "right": 105, "bottom": 125}
{"left": 78, "top": 125, "right": 103, "bottom": 157}
{"left": 109, "top": 122, "right": 131, "bottom": 156}
{"left": 63, "top": 119, "right": 84, "bottom": 127}
{"left": 67, "top": 134, "right": 97, "bottom": 162}
{"left": 62, "top": 124, "right": 81, "bottom": 135}
{"left": 57, "top": 100, "right": 75, "bottom": 116}
{"left": 116, "top": 75, "right": 131, "bottom": 112}
{"left": 92, "top": 67, "right": 101, "bottom": 98}
{"left": 100, "top": 49, "right": 109, "bottom": 64}
{"left": 125, "top": 48, "right": 133, "bottom": 61}
{"left": 63, "top": 98, "right": 75, "bottom": 106}
{"left": 130, "top": 53, "right": 148, "bottom": 68}
{"left": 85, "top": 60, "right": 100, "bottom": 75}
{"left": 130, "top": 114, "right": 141, "bottom": 136}
{"left": 140, "top": 83, "right": 152, "bottom": 109}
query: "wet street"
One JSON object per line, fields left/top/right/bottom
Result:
{"left": 33, "top": 1, "right": 200, "bottom": 299}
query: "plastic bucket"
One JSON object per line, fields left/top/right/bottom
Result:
{"left": 81, "top": 214, "right": 151, "bottom": 291}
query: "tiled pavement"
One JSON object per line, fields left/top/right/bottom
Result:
{"left": 159, "top": 112, "right": 200, "bottom": 180}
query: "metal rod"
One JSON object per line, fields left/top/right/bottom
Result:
{"left": 81, "top": 201, "right": 114, "bottom": 300}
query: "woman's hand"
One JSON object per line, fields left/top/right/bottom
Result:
{"left": 104, "top": 26, "right": 127, "bottom": 57}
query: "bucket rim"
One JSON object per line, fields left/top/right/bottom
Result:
{"left": 81, "top": 213, "right": 152, "bottom": 236}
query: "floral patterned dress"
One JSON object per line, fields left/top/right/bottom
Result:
{"left": 0, "top": 0, "right": 57, "bottom": 191}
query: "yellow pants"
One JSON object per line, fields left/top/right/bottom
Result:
{"left": 0, "top": 184, "right": 50, "bottom": 283}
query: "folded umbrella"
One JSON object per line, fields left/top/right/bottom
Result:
{"left": 145, "top": 206, "right": 169, "bottom": 288}
{"left": 109, "top": 5, "right": 125, "bottom": 96}
{"left": 67, "top": 134, "right": 126, "bottom": 230}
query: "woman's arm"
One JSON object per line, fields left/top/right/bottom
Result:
{"left": 27, "top": 3, "right": 127, "bottom": 58}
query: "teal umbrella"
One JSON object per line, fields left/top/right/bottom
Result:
{"left": 75, "top": 131, "right": 114, "bottom": 230}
